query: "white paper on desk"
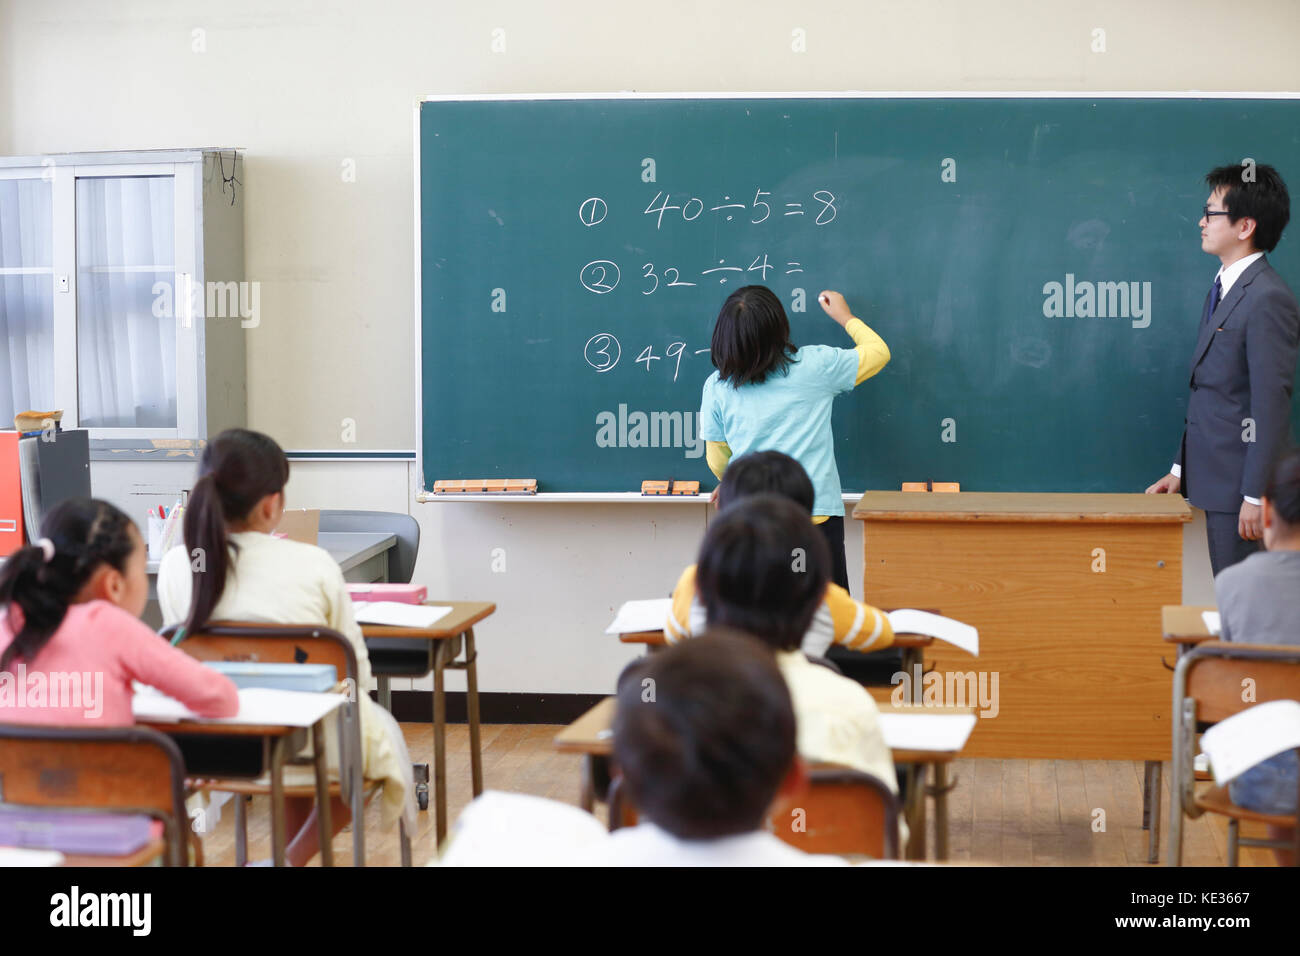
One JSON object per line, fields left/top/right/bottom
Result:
{"left": 352, "top": 601, "right": 452, "bottom": 628}
{"left": 604, "top": 598, "right": 673, "bottom": 635}
{"left": 1200, "top": 700, "right": 1300, "bottom": 786}
{"left": 0, "top": 847, "right": 65, "bottom": 867}
{"left": 878, "top": 712, "right": 978, "bottom": 752}
{"left": 132, "top": 687, "right": 344, "bottom": 728}
{"left": 1202, "top": 611, "right": 1222, "bottom": 636}
{"left": 886, "top": 609, "right": 979, "bottom": 656}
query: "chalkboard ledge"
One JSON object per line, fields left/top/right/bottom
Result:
{"left": 415, "top": 491, "right": 874, "bottom": 504}
{"left": 416, "top": 491, "right": 713, "bottom": 504}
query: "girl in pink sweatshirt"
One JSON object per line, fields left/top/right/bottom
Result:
{"left": 0, "top": 498, "right": 238, "bottom": 725}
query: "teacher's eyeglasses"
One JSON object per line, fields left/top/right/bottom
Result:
{"left": 1203, "top": 205, "right": 1231, "bottom": 221}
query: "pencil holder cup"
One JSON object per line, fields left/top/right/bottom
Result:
{"left": 147, "top": 516, "right": 167, "bottom": 560}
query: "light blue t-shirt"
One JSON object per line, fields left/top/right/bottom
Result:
{"left": 699, "top": 344, "right": 859, "bottom": 517}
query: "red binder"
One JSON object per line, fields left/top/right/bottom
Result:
{"left": 0, "top": 431, "right": 23, "bottom": 555}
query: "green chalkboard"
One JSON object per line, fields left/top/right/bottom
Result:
{"left": 418, "top": 95, "right": 1300, "bottom": 493}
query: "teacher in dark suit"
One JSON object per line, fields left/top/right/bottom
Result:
{"left": 1148, "top": 163, "right": 1300, "bottom": 577}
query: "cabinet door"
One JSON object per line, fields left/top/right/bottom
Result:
{"left": 0, "top": 173, "right": 55, "bottom": 424}
{"left": 64, "top": 161, "right": 198, "bottom": 438}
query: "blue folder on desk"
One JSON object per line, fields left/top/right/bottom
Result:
{"left": 203, "top": 661, "right": 337, "bottom": 692}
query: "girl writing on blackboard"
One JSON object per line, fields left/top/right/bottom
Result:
{"left": 699, "top": 286, "right": 890, "bottom": 591}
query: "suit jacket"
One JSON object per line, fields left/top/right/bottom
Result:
{"left": 1175, "top": 256, "right": 1300, "bottom": 513}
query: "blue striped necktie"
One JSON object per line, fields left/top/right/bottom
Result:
{"left": 1202, "top": 276, "right": 1223, "bottom": 327}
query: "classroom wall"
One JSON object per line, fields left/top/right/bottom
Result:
{"left": 6, "top": 0, "right": 1289, "bottom": 693}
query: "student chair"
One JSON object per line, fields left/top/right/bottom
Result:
{"left": 319, "top": 510, "right": 420, "bottom": 584}
{"left": 606, "top": 764, "right": 901, "bottom": 860}
{"left": 769, "top": 764, "right": 901, "bottom": 860}
{"left": 1168, "top": 640, "right": 1300, "bottom": 866}
{"left": 164, "top": 622, "right": 413, "bottom": 867}
{"left": 321, "top": 509, "right": 425, "bottom": 692}
{"left": 0, "top": 724, "right": 189, "bottom": 866}
{"left": 321, "top": 509, "right": 438, "bottom": 809}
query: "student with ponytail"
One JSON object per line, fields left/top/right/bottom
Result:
{"left": 157, "top": 428, "right": 415, "bottom": 867}
{"left": 0, "top": 498, "right": 238, "bottom": 724}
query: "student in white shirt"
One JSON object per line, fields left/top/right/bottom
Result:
{"left": 158, "top": 428, "right": 414, "bottom": 866}
{"left": 580, "top": 630, "right": 845, "bottom": 866}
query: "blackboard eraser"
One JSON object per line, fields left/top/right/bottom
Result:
{"left": 641, "top": 480, "right": 671, "bottom": 495}
{"left": 434, "top": 478, "right": 538, "bottom": 495}
{"left": 670, "top": 481, "right": 700, "bottom": 495}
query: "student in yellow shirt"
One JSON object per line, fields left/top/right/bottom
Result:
{"left": 665, "top": 450, "right": 894, "bottom": 659}
{"left": 692, "top": 493, "right": 897, "bottom": 799}
{"left": 700, "top": 286, "right": 889, "bottom": 591}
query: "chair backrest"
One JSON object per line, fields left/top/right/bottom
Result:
{"left": 1171, "top": 641, "right": 1300, "bottom": 832}
{"left": 607, "top": 763, "right": 899, "bottom": 860}
{"left": 161, "top": 621, "right": 359, "bottom": 688}
{"left": 1181, "top": 642, "right": 1300, "bottom": 724}
{"left": 162, "top": 622, "right": 366, "bottom": 808}
{"left": 0, "top": 724, "right": 189, "bottom": 865}
{"left": 768, "top": 764, "right": 900, "bottom": 859}
{"left": 318, "top": 510, "right": 420, "bottom": 584}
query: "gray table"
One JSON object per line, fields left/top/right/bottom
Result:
{"left": 141, "top": 531, "right": 397, "bottom": 627}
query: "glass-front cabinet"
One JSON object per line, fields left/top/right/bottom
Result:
{"left": 0, "top": 149, "right": 246, "bottom": 443}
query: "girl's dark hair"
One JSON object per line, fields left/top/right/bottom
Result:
{"left": 183, "top": 429, "right": 289, "bottom": 637}
{"left": 709, "top": 285, "right": 797, "bottom": 386}
{"left": 0, "top": 498, "right": 137, "bottom": 672}
{"left": 613, "top": 628, "right": 795, "bottom": 839}
{"left": 717, "top": 450, "right": 815, "bottom": 514}
{"left": 1265, "top": 448, "right": 1300, "bottom": 526}
{"left": 696, "top": 494, "right": 830, "bottom": 652}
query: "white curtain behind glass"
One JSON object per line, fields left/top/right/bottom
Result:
{"left": 0, "top": 179, "right": 55, "bottom": 424}
{"left": 76, "top": 175, "right": 177, "bottom": 428}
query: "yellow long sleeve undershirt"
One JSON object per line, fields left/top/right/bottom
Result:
{"left": 844, "top": 316, "right": 891, "bottom": 385}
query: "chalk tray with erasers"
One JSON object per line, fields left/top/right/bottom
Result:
{"left": 202, "top": 661, "right": 338, "bottom": 692}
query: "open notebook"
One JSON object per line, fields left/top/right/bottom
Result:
{"left": 1199, "top": 700, "right": 1300, "bottom": 786}
{"left": 606, "top": 599, "right": 979, "bottom": 656}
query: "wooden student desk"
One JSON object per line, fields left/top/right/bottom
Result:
{"left": 555, "top": 697, "right": 975, "bottom": 861}
{"left": 135, "top": 698, "right": 344, "bottom": 867}
{"left": 1140, "top": 605, "right": 1219, "bottom": 863}
{"left": 853, "top": 492, "right": 1191, "bottom": 760}
{"left": 360, "top": 600, "right": 495, "bottom": 844}
{"left": 618, "top": 629, "right": 935, "bottom": 683}
{"left": 1163, "top": 605, "right": 1217, "bottom": 650}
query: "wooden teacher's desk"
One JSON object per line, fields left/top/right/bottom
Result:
{"left": 853, "top": 492, "right": 1191, "bottom": 760}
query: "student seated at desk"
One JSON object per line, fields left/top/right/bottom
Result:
{"left": 0, "top": 499, "right": 238, "bottom": 725}
{"left": 1214, "top": 448, "right": 1300, "bottom": 863}
{"left": 693, "top": 494, "right": 897, "bottom": 799}
{"left": 583, "top": 631, "right": 847, "bottom": 866}
{"left": 438, "top": 633, "right": 845, "bottom": 867}
{"left": 157, "top": 428, "right": 414, "bottom": 867}
{"left": 665, "top": 450, "right": 894, "bottom": 659}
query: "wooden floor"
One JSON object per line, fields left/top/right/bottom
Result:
{"left": 198, "top": 722, "right": 1281, "bottom": 867}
